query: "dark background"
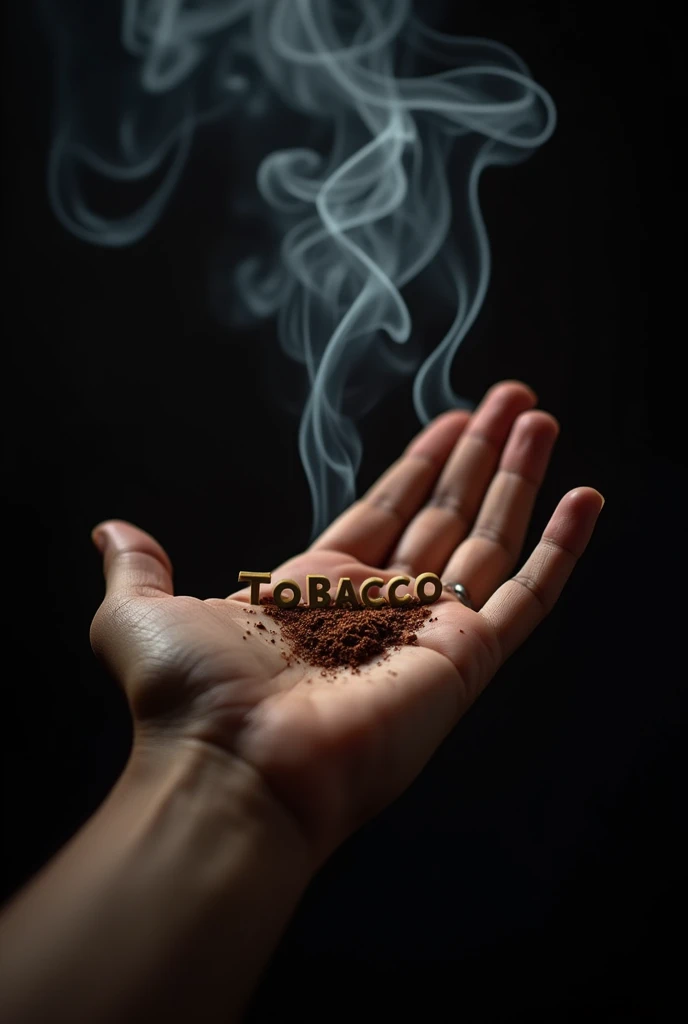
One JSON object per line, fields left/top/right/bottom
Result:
{"left": 2, "top": 2, "right": 686, "bottom": 1020}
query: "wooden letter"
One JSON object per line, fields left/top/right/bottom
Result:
{"left": 307, "top": 574, "right": 331, "bottom": 608}
{"left": 238, "top": 571, "right": 272, "bottom": 605}
{"left": 387, "top": 575, "right": 412, "bottom": 607}
{"left": 334, "top": 577, "right": 360, "bottom": 608}
{"left": 360, "top": 577, "right": 385, "bottom": 608}
{"left": 273, "top": 579, "right": 301, "bottom": 609}
{"left": 414, "top": 572, "right": 442, "bottom": 605}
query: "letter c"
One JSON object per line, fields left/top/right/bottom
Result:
{"left": 387, "top": 575, "right": 412, "bottom": 607}
{"left": 360, "top": 577, "right": 385, "bottom": 607}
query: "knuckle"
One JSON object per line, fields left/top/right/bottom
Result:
{"left": 513, "top": 572, "right": 551, "bottom": 614}
{"left": 427, "top": 492, "right": 471, "bottom": 526}
{"left": 542, "top": 536, "right": 579, "bottom": 561}
{"left": 468, "top": 619, "right": 503, "bottom": 687}
{"left": 499, "top": 467, "right": 539, "bottom": 489}
{"left": 470, "top": 522, "right": 518, "bottom": 561}
{"left": 363, "top": 493, "right": 406, "bottom": 523}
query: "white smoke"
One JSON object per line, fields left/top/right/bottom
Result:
{"left": 45, "top": 0, "right": 556, "bottom": 535}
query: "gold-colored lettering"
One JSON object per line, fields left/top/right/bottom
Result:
{"left": 334, "top": 577, "right": 360, "bottom": 608}
{"left": 273, "top": 579, "right": 301, "bottom": 609}
{"left": 414, "top": 572, "right": 442, "bottom": 605}
{"left": 360, "top": 576, "right": 385, "bottom": 608}
{"left": 307, "top": 574, "right": 331, "bottom": 608}
{"left": 238, "top": 571, "right": 272, "bottom": 605}
{"left": 387, "top": 575, "right": 412, "bottom": 607}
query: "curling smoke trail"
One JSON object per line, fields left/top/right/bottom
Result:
{"left": 45, "top": 0, "right": 556, "bottom": 536}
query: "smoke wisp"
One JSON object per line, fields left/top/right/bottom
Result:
{"left": 45, "top": 0, "right": 556, "bottom": 535}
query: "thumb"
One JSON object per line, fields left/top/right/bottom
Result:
{"left": 91, "top": 519, "right": 174, "bottom": 599}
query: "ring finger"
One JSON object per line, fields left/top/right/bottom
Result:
{"left": 387, "top": 381, "right": 537, "bottom": 575}
{"left": 441, "top": 410, "right": 560, "bottom": 609}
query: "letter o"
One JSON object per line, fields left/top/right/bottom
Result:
{"left": 414, "top": 572, "right": 442, "bottom": 605}
{"left": 273, "top": 579, "right": 301, "bottom": 609}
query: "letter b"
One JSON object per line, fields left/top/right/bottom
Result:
{"left": 307, "top": 574, "right": 331, "bottom": 608}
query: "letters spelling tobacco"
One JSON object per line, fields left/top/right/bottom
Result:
{"left": 237, "top": 571, "right": 443, "bottom": 610}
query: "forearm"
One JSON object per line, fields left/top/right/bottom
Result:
{"left": 0, "top": 738, "right": 313, "bottom": 1024}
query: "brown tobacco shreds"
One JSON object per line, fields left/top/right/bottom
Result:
{"left": 261, "top": 599, "right": 431, "bottom": 669}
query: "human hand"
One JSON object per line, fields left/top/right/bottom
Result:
{"left": 90, "top": 381, "right": 604, "bottom": 865}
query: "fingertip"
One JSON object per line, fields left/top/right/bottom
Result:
{"left": 90, "top": 520, "right": 174, "bottom": 576}
{"left": 567, "top": 487, "right": 605, "bottom": 513}
{"left": 552, "top": 488, "right": 606, "bottom": 550}
{"left": 91, "top": 518, "right": 130, "bottom": 541}
{"left": 91, "top": 521, "right": 116, "bottom": 553}
{"left": 518, "top": 409, "right": 560, "bottom": 435}
{"left": 489, "top": 379, "right": 538, "bottom": 405}
{"left": 507, "top": 410, "right": 560, "bottom": 453}
{"left": 91, "top": 530, "right": 106, "bottom": 554}
{"left": 434, "top": 408, "right": 474, "bottom": 427}
{"left": 425, "top": 408, "right": 473, "bottom": 432}
{"left": 406, "top": 409, "right": 471, "bottom": 458}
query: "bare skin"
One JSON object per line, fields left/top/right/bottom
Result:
{"left": 0, "top": 379, "right": 605, "bottom": 1024}
{"left": 89, "top": 379, "right": 605, "bottom": 865}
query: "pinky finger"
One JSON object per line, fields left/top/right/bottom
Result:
{"left": 480, "top": 487, "right": 605, "bottom": 664}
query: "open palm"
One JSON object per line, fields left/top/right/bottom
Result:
{"left": 90, "top": 381, "right": 603, "bottom": 862}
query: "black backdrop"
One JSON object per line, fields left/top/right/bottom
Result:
{"left": 2, "top": 2, "right": 686, "bottom": 1020}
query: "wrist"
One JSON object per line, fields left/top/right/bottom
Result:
{"left": 2, "top": 734, "right": 315, "bottom": 1024}
{"left": 0, "top": 734, "right": 315, "bottom": 1024}
{"left": 123, "top": 731, "right": 316, "bottom": 884}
